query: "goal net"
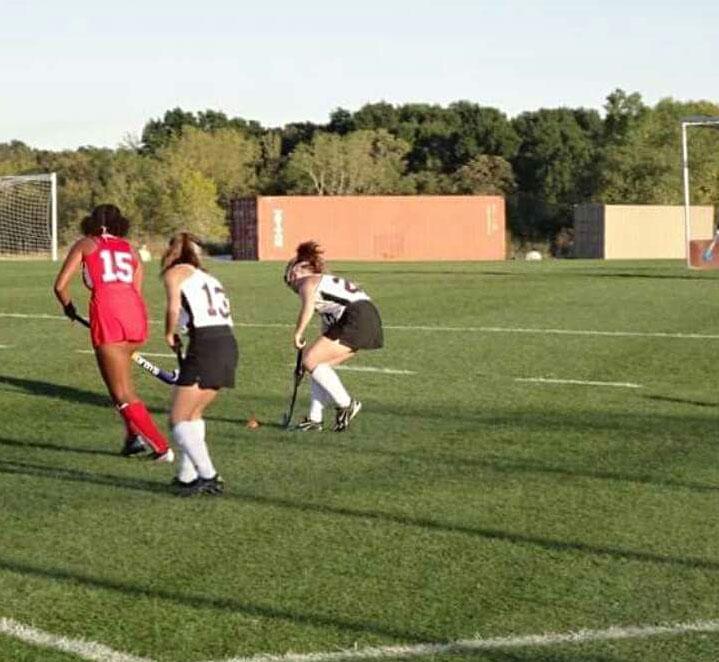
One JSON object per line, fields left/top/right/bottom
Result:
{"left": 0, "top": 173, "right": 58, "bottom": 260}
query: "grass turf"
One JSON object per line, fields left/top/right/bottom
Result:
{"left": 0, "top": 258, "right": 718, "bottom": 661}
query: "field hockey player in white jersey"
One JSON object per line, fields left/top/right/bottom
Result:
{"left": 161, "top": 233, "right": 239, "bottom": 496}
{"left": 284, "top": 241, "right": 384, "bottom": 432}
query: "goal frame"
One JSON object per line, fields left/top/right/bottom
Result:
{"left": 0, "top": 172, "right": 58, "bottom": 261}
{"left": 681, "top": 116, "right": 719, "bottom": 267}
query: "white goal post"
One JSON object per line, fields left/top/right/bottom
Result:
{"left": 0, "top": 173, "right": 58, "bottom": 261}
{"left": 681, "top": 116, "right": 719, "bottom": 267}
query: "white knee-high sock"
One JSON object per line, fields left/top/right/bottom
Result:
{"left": 173, "top": 419, "right": 217, "bottom": 480}
{"left": 172, "top": 421, "right": 199, "bottom": 483}
{"left": 309, "top": 377, "right": 332, "bottom": 422}
{"left": 311, "top": 364, "right": 351, "bottom": 408}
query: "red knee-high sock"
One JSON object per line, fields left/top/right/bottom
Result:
{"left": 119, "top": 412, "right": 141, "bottom": 439}
{"left": 118, "top": 401, "right": 169, "bottom": 453}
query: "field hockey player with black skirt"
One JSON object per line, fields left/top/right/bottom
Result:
{"left": 284, "top": 240, "right": 383, "bottom": 432}
{"left": 162, "top": 232, "right": 238, "bottom": 496}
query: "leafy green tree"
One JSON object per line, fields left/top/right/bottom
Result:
{"left": 446, "top": 101, "right": 520, "bottom": 165}
{"left": 599, "top": 96, "right": 719, "bottom": 205}
{"left": 156, "top": 126, "right": 261, "bottom": 204}
{"left": 452, "top": 155, "right": 516, "bottom": 195}
{"left": 138, "top": 159, "right": 226, "bottom": 239}
{"left": 0, "top": 141, "right": 38, "bottom": 176}
{"left": 283, "top": 129, "right": 411, "bottom": 195}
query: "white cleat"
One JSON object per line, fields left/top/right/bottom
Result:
{"left": 151, "top": 448, "right": 175, "bottom": 463}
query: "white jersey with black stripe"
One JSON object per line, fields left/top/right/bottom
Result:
{"left": 313, "top": 273, "right": 370, "bottom": 325}
{"left": 178, "top": 267, "right": 233, "bottom": 330}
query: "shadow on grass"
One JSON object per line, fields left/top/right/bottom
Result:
{"left": 576, "top": 271, "right": 706, "bottom": 281}
{"left": 0, "top": 555, "right": 427, "bottom": 643}
{"left": 645, "top": 395, "right": 718, "bottom": 408}
{"left": 275, "top": 436, "right": 719, "bottom": 495}
{"left": 0, "top": 374, "right": 166, "bottom": 414}
{"left": 0, "top": 436, "right": 115, "bottom": 457}
{"left": 2, "top": 455, "right": 718, "bottom": 574}
{"left": 0, "top": 374, "right": 110, "bottom": 407}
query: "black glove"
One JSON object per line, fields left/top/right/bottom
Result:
{"left": 63, "top": 301, "right": 78, "bottom": 321}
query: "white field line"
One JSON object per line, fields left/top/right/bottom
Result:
{"left": 0, "top": 617, "right": 152, "bottom": 662}
{"left": 0, "top": 345, "right": 10, "bottom": 349}
{"left": 75, "top": 350, "right": 175, "bottom": 358}
{"left": 1, "top": 616, "right": 717, "bottom": 662}
{"left": 3, "top": 312, "right": 719, "bottom": 340}
{"left": 516, "top": 377, "right": 642, "bottom": 389}
{"left": 212, "top": 619, "right": 719, "bottom": 662}
{"left": 335, "top": 366, "right": 417, "bottom": 375}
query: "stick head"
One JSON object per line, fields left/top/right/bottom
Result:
{"left": 703, "top": 248, "right": 714, "bottom": 262}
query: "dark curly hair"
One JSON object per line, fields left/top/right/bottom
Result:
{"left": 80, "top": 204, "right": 130, "bottom": 237}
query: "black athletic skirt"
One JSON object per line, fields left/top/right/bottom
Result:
{"left": 176, "top": 326, "right": 239, "bottom": 389}
{"left": 324, "top": 300, "right": 384, "bottom": 351}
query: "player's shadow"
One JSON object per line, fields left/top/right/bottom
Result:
{"left": 0, "top": 374, "right": 110, "bottom": 407}
{"left": 2, "top": 456, "right": 717, "bottom": 574}
{"left": 0, "top": 374, "right": 165, "bottom": 414}
{"left": 0, "top": 436, "right": 115, "bottom": 457}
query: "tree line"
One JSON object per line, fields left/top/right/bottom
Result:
{"left": 1, "top": 89, "right": 718, "bottom": 251}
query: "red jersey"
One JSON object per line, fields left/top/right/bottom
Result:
{"left": 82, "top": 235, "right": 149, "bottom": 347}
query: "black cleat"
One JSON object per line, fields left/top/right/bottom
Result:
{"left": 293, "top": 417, "right": 323, "bottom": 432}
{"left": 334, "top": 400, "right": 362, "bottom": 432}
{"left": 170, "top": 476, "right": 201, "bottom": 497}
{"left": 196, "top": 474, "right": 225, "bottom": 496}
{"left": 121, "top": 435, "right": 147, "bottom": 457}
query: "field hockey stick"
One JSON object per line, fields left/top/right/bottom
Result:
{"left": 74, "top": 314, "right": 179, "bottom": 385}
{"left": 703, "top": 229, "right": 719, "bottom": 261}
{"left": 281, "top": 348, "right": 305, "bottom": 429}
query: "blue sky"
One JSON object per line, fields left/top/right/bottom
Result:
{"left": 2, "top": 0, "right": 717, "bottom": 150}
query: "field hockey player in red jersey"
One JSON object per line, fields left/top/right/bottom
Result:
{"left": 284, "top": 241, "right": 384, "bottom": 432}
{"left": 53, "top": 204, "right": 174, "bottom": 462}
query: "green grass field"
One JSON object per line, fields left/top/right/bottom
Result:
{"left": 1, "top": 258, "right": 719, "bottom": 662}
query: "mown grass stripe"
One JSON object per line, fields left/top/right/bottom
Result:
{"left": 212, "top": 619, "right": 719, "bottom": 662}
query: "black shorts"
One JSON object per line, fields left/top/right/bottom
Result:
{"left": 176, "top": 326, "right": 238, "bottom": 390}
{"left": 324, "top": 300, "right": 384, "bottom": 351}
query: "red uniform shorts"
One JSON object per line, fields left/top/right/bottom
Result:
{"left": 89, "top": 292, "right": 148, "bottom": 348}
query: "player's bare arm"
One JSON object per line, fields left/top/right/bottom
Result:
{"left": 294, "top": 275, "right": 320, "bottom": 349}
{"left": 53, "top": 237, "right": 92, "bottom": 317}
{"left": 132, "top": 247, "right": 144, "bottom": 292}
{"left": 163, "top": 264, "right": 192, "bottom": 348}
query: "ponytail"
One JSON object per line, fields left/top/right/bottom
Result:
{"left": 295, "top": 241, "right": 325, "bottom": 273}
{"left": 161, "top": 232, "right": 203, "bottom": 274}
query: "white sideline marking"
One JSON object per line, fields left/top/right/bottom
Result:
{"left": 0, "top": 345, "right": 10, "bottom": 349}
{"left": 4, "top": 311, "right": 719, "bottom": 340}
{"left": 516, "top": 377, "right": 642, "bottom": 389}
{"left": 212, "top": 619, "right": 719, "bottom": 662}
{"left": 387, "top": 323, "right": 719, "bottom": 340}
{"left": 1, "top": 617, "right": 717, "bottom": 662}
{"left": 75, "top": 350, "right": 175, "bottom": 358}
{"left": 286, "top": 363, "right": 416, "bottom": 375}
{"left": 336, "top": 366, "right": 417, "bottom": 375}
{"left": 0, "top": 617, "right": 152, "bottom": 662}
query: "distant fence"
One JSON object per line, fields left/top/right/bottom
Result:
{"left": 229, "top": 195, "right": 506, "bottom": 261}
